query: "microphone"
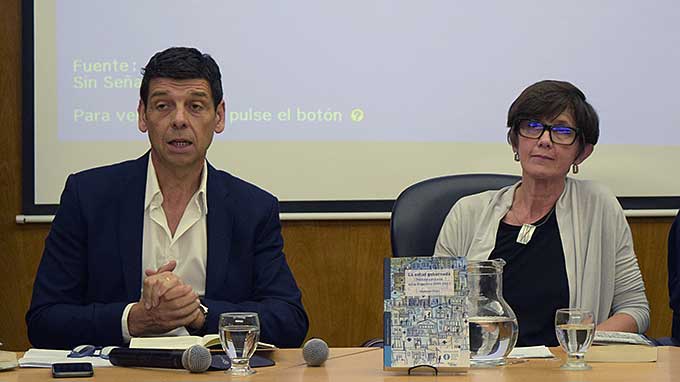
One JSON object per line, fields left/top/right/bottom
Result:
{"left": 302, "top": 338, "right": 329, "bottom": 366}
{"left": 109, "top": 345, "right": 211, "bottom": 373}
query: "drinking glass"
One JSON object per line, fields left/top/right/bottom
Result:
{"left": 219, "top": 312, "right": 260, "bottom": 376}
{"left": 554, "top": 308, "right": 595, "bottom": 370}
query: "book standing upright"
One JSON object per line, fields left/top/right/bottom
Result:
{"left": 383, "top": 256, "right": 469, "bottom": 372}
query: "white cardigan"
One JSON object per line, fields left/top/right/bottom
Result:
{"left": 434, "top": 178, "right": 650, "bottom": 332}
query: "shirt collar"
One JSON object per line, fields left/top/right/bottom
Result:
{"left": 144, "top": 157, "right": 209, "bottom": 215}
{"left": 197, "top": 162, "right": 208, "bottom": 215}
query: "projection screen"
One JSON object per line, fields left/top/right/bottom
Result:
{"left": 23, "top": 0, "right": 680, "bottom": 216}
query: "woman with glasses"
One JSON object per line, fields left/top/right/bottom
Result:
{"left": 434, "top": 80, "right": 649, "bottom": 346}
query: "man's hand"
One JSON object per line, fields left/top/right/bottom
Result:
{"left": 127, "top": 291, "right": 202, "bottom": 336}
{"left": 144, "top": 260, "right": 177, "bottom": 277}
{"left": 127, "top": 261, "right": 203, "bottom": 336}
{"left": 187, "top": 304, "right": 206, "bottom": 331}
{"left": 142, "top": 261, "right": 180, "bottom": 309}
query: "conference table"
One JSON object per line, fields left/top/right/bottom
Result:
{"left": 3, "top": 346, "right": 679, "bottom": 381}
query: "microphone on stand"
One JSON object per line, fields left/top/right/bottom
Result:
{"left": 302, "top": 338, "right": 329, "bottom": 366}
{"left": 108, "top": 345, "right": 211, "bottom": 373}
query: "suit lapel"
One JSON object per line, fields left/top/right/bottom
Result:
{"left": 118, "top": 154, "right": 148, "bottom": 300}
{"left": 205, "top": 164, "right": 233, "bottom": 298}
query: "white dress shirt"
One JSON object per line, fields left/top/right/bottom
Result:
{"left": 120, "top": 157, "right": 209, "bottom": 342}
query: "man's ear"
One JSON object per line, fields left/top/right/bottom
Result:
{"left": 137, "top": 100, "right": 147, "bottom": 133}
{"left": 214, "top": 100, "right": 226, "bottom": 134}
{"left": 575, "top": 143, "right": 594, "bottom": 165}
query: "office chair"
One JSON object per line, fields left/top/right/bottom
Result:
{"left": 390, "top": 173, "right": 520, "bottom": 258}
{"left": 363, "top": 174, "right": 521, "bottom": 349}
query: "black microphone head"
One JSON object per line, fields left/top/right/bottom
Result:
{"left": 302, "top": 338, "right": 329, "bottom": 366}
{"left": 181, "top": 345, "right": 211, "bottom": 373}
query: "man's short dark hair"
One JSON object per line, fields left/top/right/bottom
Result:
{"left": 140, "top": 47, "right": 223, "bottom": 110}
{"left": 506, "top": 80, "right": 599, "bottom": 154}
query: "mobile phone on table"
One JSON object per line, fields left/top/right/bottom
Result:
{"left": 51, "top": 362, "right": 94, "bottom": 378}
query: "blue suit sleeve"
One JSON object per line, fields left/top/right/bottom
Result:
{"left": 201, "top": 199, "right": 308, "bottom": 348}
{"left": 25, "top": 175, "right": 127, "bottom": 349}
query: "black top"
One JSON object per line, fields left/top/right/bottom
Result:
{"left": 489, "top": 209, "right": 569, "bottom": 347}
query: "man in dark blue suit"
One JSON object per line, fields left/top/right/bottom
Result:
{"left": 670, "top": 210, "right": 680, "bottom": 342}
{"left": 26, "top": 47, "right": 308, "bottom": 349}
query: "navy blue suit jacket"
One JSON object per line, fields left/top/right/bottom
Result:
{"left": 670, "top": 210, "right": 680, "bottom": 340}
{"left": 26, "top": 154, "right": 308, "bottom": 349}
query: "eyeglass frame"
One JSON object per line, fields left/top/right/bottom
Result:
{"left": 67, "top": 345, "right": 117, "bottom": 360}
{"left": 512, "top": 119, "right": 581, "bottom": 146}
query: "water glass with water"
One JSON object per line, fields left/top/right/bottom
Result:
{"left": 219, "top": 312, "right": 260, "bottom": 376}
{"left": 554, "top": 308, "right": 595, "bottom": 370}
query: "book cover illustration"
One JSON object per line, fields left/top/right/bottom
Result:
{"left": 383, "top": 256, "right": 469, "bottom": 371}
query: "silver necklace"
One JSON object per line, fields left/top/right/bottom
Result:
{"left": 511, "top": 206, "right": 555, "bottom": 245}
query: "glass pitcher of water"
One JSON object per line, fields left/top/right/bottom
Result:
{"left": 467, "top": 259, "right": 518, "bottom": 367}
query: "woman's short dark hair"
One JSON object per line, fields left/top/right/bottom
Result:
{"left": 506, "top": 80, "right": 599, "bottom": 154}
{"left": 139, "top": 47, "right": 223, "bottom": 110}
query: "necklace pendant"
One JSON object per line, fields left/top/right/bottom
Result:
{"left": 517, "top": 224, "right": 535, "bottom": 245}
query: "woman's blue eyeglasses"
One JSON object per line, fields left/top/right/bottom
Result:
{"left": 515, "top": 119, "right": 580, "bottom": 145}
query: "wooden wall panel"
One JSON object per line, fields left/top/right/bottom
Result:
{"left": 0, "top": 0, "right": 675, "bottom": 350}
{"left": 282, "top": 220, "right": 390, "bottom": 347}
{"left": 629, "top": 217, "right": 674, "bottom": 338}
{"left": 0, "top": 0, "right": 36, "bottom": 352}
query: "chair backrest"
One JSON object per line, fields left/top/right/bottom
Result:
{"left": 390, "top": 173, "right": 520, "bottom": 258}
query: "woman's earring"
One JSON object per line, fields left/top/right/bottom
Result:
{"left": 572, "top": 163, "right": 579, "bottom": 174}
{"left": 514, "top": 152, "right": 520, "bottom": 162}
